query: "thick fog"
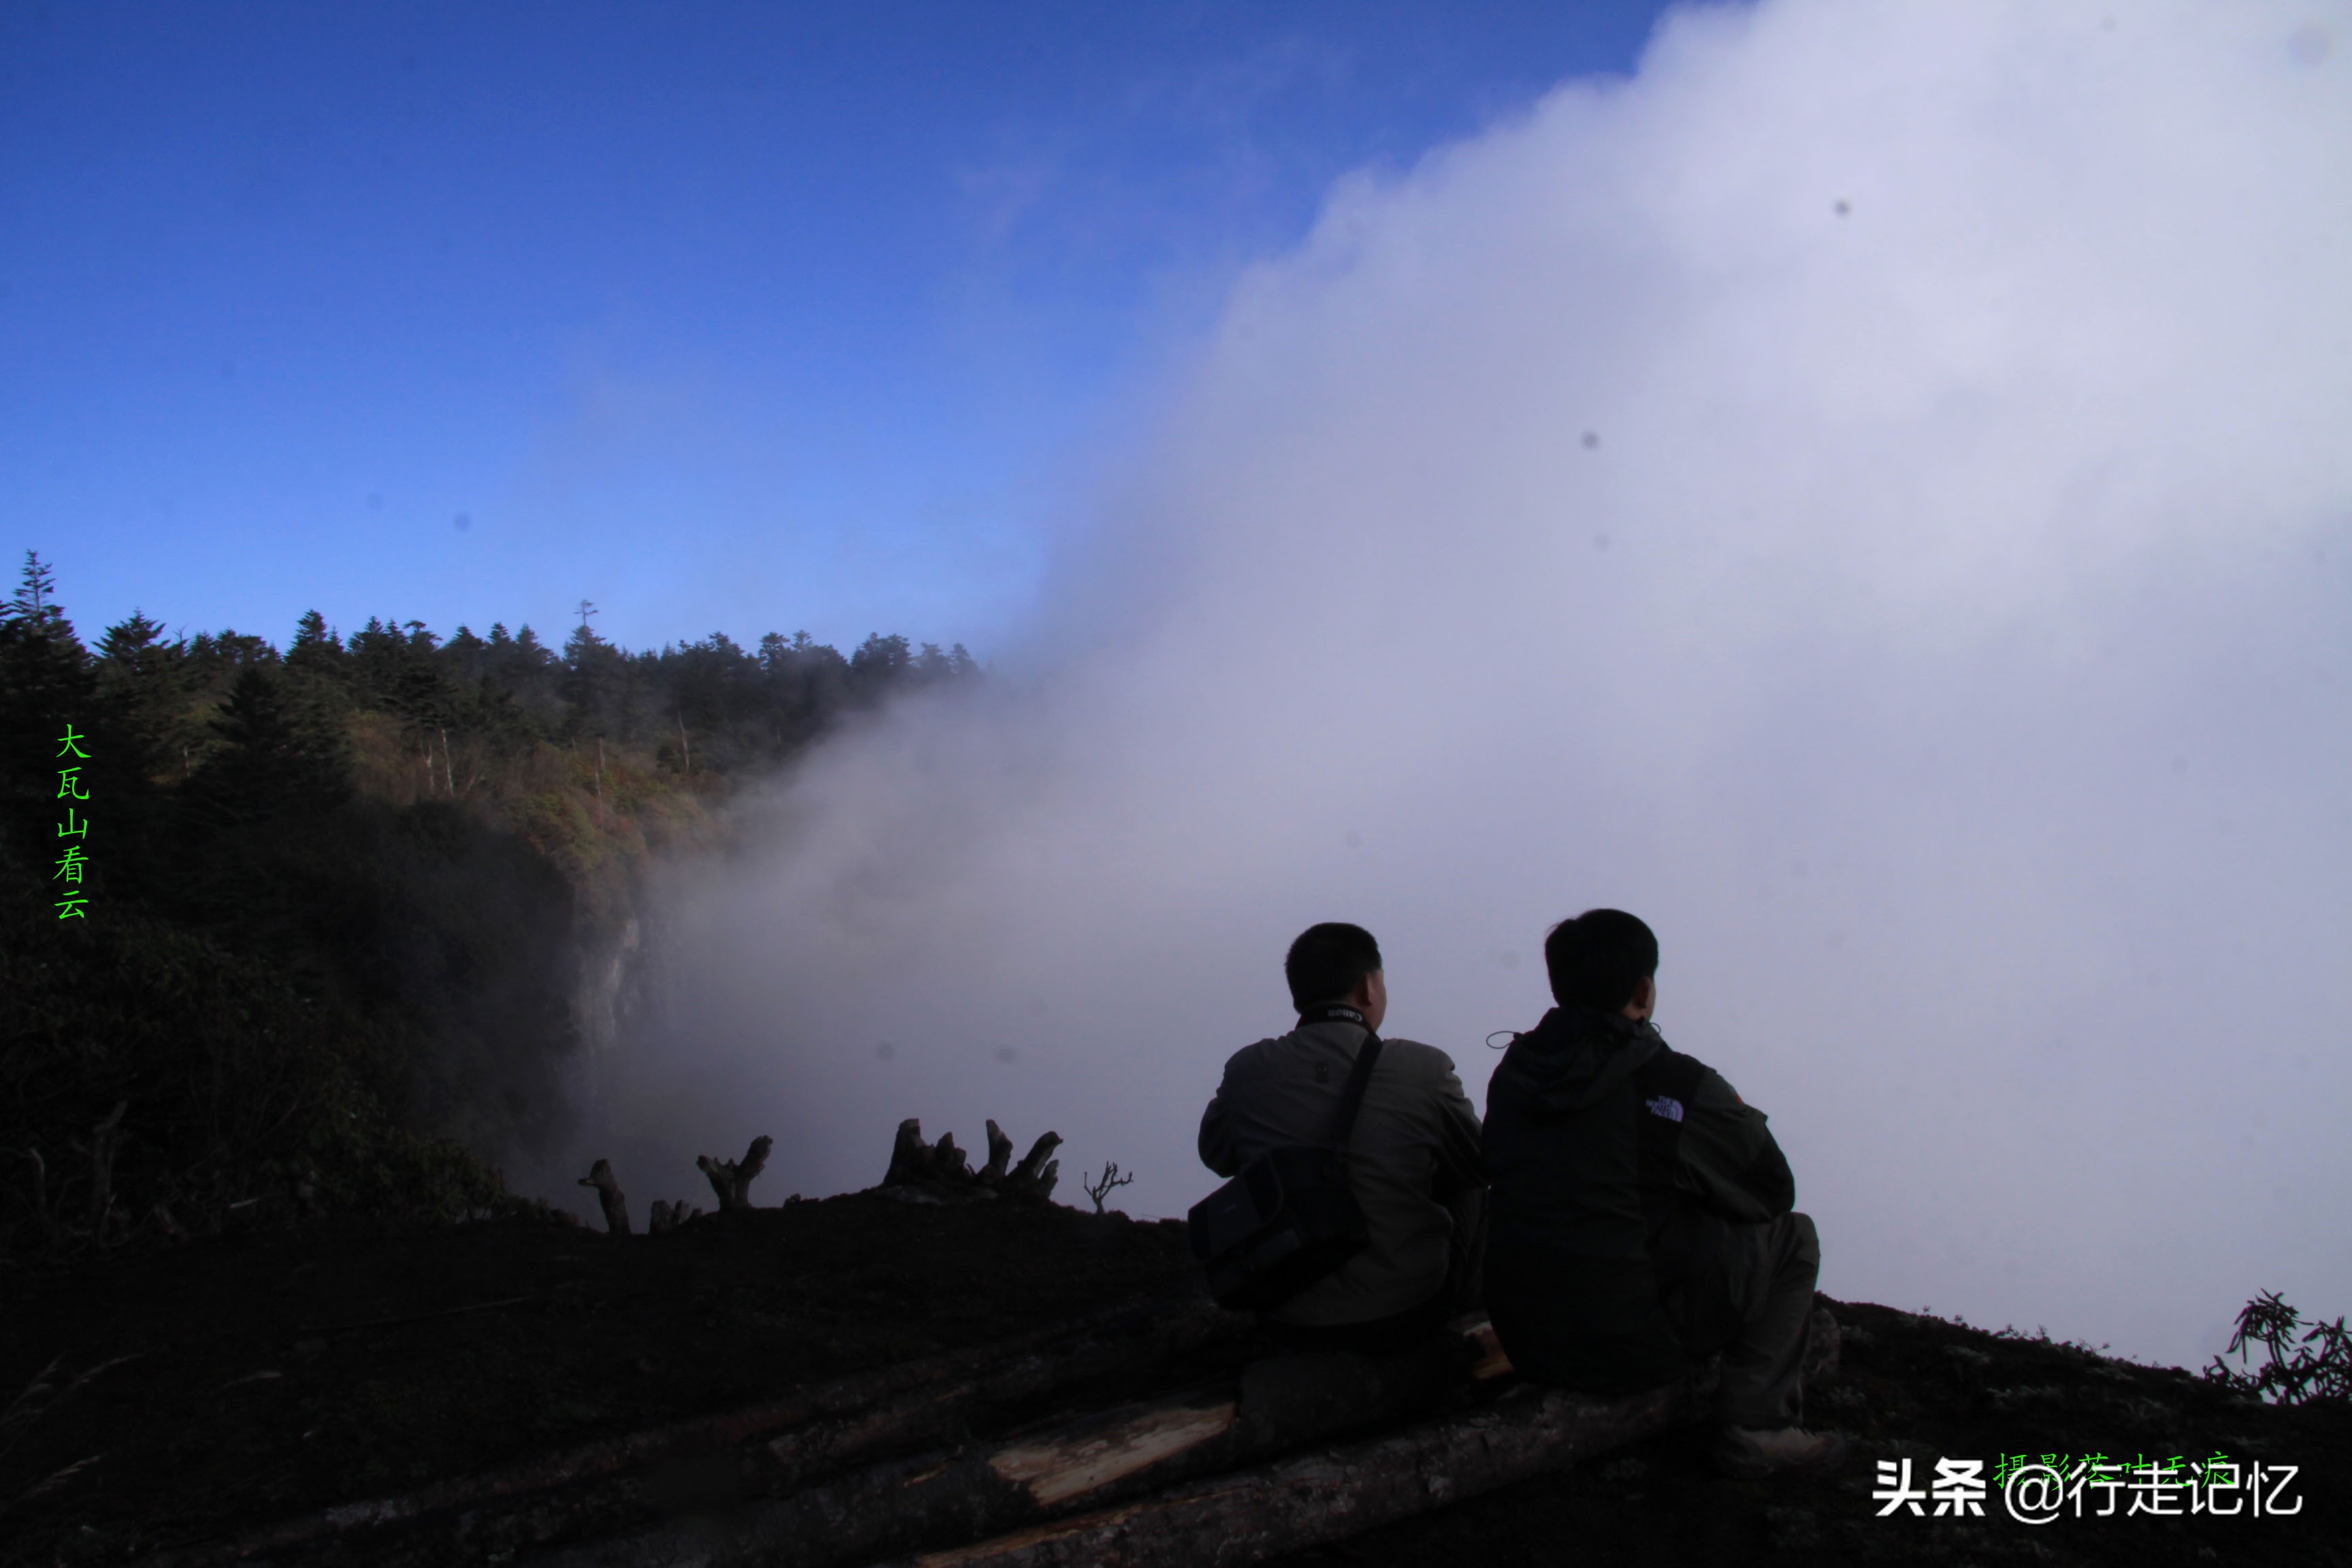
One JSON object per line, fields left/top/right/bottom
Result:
{"left": 541, "top": 0, "right": 2351, "bottom": 1371}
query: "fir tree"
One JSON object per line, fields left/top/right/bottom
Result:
{"left": 4, "top": 550, "right": 69, "bottom": 634}
{"left": 185, "top": 666, "right": 351, "bottom": 824}
{"left": 287, "top": 609, "right": 345, "bottom": 676}
{"left": 0, "top": 555, "right": 95, "bottom": 840}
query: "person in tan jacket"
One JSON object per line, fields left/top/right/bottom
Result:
{"left": 1198, "top": 922, "right": 1485, "bottom": 1356}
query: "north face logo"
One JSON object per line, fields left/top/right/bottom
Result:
{"left": 1644, "top": 1095, "right": 1685, "bottom": 1122}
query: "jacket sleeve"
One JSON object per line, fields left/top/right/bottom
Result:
{"left": 1198, "top": 1061, "right": 1243, "bottom": 1178}
{"left": 1674, "top": 1068, "right": 1794, "bottom": 1223}
{"left": 1427, "top": 1052, "right": 1486, "bottom": 1197}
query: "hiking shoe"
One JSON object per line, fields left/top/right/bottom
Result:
{"left": 1715, "top": 1424, "right": 1849, "bottom": 1480}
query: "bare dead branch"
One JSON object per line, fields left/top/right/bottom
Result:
{"left": 1082, "top": 1162, "right": 1135, "bottom": 1214}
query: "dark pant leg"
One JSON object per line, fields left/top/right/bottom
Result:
{"left": 1661, "top": 1210, "right": 1820, "bottom": 1430}
{"left": 1444, "top": 1185, "right": 1488, "bottom": 1313}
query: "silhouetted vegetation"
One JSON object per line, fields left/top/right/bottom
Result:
{"left": 2203, "top": 1290, "right": 2351, "bottom": 1408}
{"left": 0, "top": 553, "right": 975, "bottom": 1258}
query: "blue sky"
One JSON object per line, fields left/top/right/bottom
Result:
{"left": 2, "top": 1, "right": 1672, "bottom": 655}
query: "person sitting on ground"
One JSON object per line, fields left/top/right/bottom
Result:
{"left": 1482, "top": 909, "right": 1846, "bottom": 1478}
{"left": 1198, "top": 921, "right": 1486, "bottom": 1358}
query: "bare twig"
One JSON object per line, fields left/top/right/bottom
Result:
{"left": 1081, "top": 1161, "right": 1134, "bottom": 1215}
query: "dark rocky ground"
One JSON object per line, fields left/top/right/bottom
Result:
{"left": 1269, "top": 1298, "right": 2350, "bottom": 1568}
{"left": 1, "top": 1193, "right": 2342, "bottom": 1567}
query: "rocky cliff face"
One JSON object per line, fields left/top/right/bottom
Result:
{"left": 570, "top": 912, "right": 644, "bottom": 1096}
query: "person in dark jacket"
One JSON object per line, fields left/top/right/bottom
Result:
{"left": 1200, "top": 922, "right": 1486, "bottom": 1357}
{"left": 1482, "top": 909, "right": 1844, "bottom": 1478}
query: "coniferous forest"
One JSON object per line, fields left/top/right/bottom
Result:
{"left": 0, "top": 551, "right": 975, "bottom": 1258}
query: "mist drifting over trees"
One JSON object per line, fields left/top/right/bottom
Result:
{"left": 0, "top": 553, "right": 974, "bottom": 1255}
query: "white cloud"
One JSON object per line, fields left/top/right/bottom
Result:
{"left": 570, "top": 0, "right": 2352, "bottom": 1369}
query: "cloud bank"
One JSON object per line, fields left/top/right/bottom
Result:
{"left": 559, "top": 0, "right": 2352, "bottom": 1370}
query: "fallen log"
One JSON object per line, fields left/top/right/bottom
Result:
{"left": 877, "top": 1307, "right": 1846, "bottom": 1568}
{"left": 133, "top": 1287, "right": 1247, "bottom": 1568}
{"left": 529, "top": 1338, "right": 1469, "bottom": 1568}
{"left": 497, "top": 1306, "right": 1836, "bottom": 1568}
{"left": 755, "top": 1286, "right": 1254, "bottom": 1493}
{"left": 881, "top": 1372, "right": 1716, "bottom": 1568}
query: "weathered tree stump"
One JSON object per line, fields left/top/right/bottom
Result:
{"left": 881, "top": 1120, "right": 1060, "bottom": 1204}
{"left": 578, "top": 1159, "right": 631, "bottom": 1235}
{"left": 979, "top": 1120, "right": 1015, "bottom": 1182}
{"left": 647, "top": 1200, "right": 704, "bottom": 1235}
{"left": 696, "top": 1135, "right": 772, "bottom": 1211}
{"left": 998, "top": 1128, "right": 1062, "bottom": 1202}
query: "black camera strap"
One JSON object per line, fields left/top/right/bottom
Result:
{"left": 1297, "top": 1003, "right": 1384, "bottom": 1151}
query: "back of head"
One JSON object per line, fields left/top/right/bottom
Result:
{"left": 1285, "top": 921, "right": 1382, "bottom": 1011}
{"left": 1544, "top": 909, "right": 1658, "bottom": 1013}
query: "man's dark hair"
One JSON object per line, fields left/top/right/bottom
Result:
{"left": 1544, "top": 909, "right": 1659, "bottom": 1013}
{"left": 1285, "top": 922, "right": 1383, "bottom": 1011}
